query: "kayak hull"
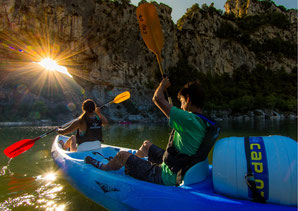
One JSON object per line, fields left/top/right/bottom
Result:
{"left": 51, "top": 135, "right": 295, "bottom": 211}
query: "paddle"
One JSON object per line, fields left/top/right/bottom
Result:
{"left": 3, "top": 119, "right": 76, "bottom": 159}
{"left": 99, "top": 91, "right": 130, "bottom": 108}
{"left": 136, "top": 3, "right": 172, "bottom": 104}
{"left": 3, "top": 91, "right": 131, "bottom": 158}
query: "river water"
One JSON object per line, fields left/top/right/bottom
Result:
{"left": 0, "top": 120, "right": 296, "bottom": 211}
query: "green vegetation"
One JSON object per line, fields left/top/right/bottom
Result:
{"left": 168, "top": 61, "right": 297, "bottom": 113}
{"left": 177, "top": 4, "right": 199, "bottom": 30}
{"left": 0, "top": 102, "right": 72, "bottom": 122}
{"left": 216, "top": 12, "right": 296, "bottom": 59}
{"left": 122, "top": 100, "right": 139, "bottom": 115}
{"left": 216, "top": 1, "right": 295, "bottom": 59}
{"left": 178, "top": 0, "right": 294, "bottom": 60}
{"left": 235, "top": 12, "right": 291, "bottom": 31}
{"left": 177, "top": 3, "right": 223, "bottom": 30}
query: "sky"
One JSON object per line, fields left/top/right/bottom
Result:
{"left": 131, "top": 0, "right": 297, "bottom": 23}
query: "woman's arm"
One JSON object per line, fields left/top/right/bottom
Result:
{"left": 57, "top": 119, "right": 80, "bottom": 135}
{"left": 95, "top": 107, "right": 108, "bottom": 126}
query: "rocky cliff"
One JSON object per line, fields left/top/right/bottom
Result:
{"left": 0, "top": 0, "right": 296, "bottom": 122}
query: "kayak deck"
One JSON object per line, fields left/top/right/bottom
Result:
{"left": 51, "top": 135, "right": 295, "bottom": 211}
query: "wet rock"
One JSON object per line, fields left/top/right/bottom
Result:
{"left": 127, "top": 115, "right": 144, "bottom": 122}
{"left": 288, "top": 114, "right": 297, "bottom": 120}
{"left": 254, "top": 109, "right": 265, "bottom": 119}
{"left": 243, "top": 115, "right": 250, "bottom": 121}
{"left": 270, "top": 111, "right": 281, "bottom": 120}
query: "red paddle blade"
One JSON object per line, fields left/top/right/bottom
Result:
{"left": 4, "top": 137, "right": 40, "bottom": 158}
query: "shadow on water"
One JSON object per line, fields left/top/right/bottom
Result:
{"left": 104, "top": 122, "right": 171, "bottom": 149}
{"left": 0, "top": 119, "right": 296, "bottom": 210}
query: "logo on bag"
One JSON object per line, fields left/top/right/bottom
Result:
{"left": 248, "top": 137, "right": 269, "bottom": 200}
{"left": 90, "top": 122, "right": 101, "bottom": 129}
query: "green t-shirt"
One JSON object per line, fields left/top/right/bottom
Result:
{"left": 161, "top": 106, "right": 206, "bottom": 186}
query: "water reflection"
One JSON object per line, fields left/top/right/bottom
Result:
{"left": 0, "top": 171, "right": 66, "bottom": 211}
{"left": 103, "top": 123, "right": 172, "bottom": 149}
{"left": 0, "top": 194, "right": 35, "bottom": 210}
{"left": 218, "top": 119, "right": 297, "bottom": 140}
{"left": 42, "top": 173, "right": 57, "bottom": 182}
{"left": 8, "top": 175, "right": 35, "bottom": 192}
{"left": 0, "top": 120, "right": 296, "bottom": 211}
{"left": 0, "top": 165, "right": 13, "bottom": 176}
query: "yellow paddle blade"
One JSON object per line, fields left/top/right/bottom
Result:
{"left": 136, "top": 3, "right": 164, "bottom": 57}
{"left": 113, "top": 91, "right": 130, "bottom": 104}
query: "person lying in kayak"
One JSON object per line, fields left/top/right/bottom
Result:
{"left": 57, "top": 99, "right": 108, "bottom": 152}
{"left": 85, "top": 78, "right": 220, "bottom": 186}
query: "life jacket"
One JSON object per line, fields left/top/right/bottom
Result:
{"left": 162, "top": 113, "right": 220, "bottom": 185}
{"left": 76, "top": 115, "right": 103, "bottom": 145}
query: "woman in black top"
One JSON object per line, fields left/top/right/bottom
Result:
{"left": 57, "top": 99, "right": 108, "bottom": 151}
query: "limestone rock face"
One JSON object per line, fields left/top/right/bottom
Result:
{"left": 177, "top": 5, "right": 256, "bottom": 74}
{"left": 225, "top": 0, "right": 251, "bottom": 18}
{"left": 223, "top": 0, "right": 297, "bottom": 73}
{"left": 0, "top": 0, "right": 296, "bottom": 120}
{"left": 225, "top": 0, "right": 297, "bottom": 23}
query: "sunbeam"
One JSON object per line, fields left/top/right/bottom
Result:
{"left": 0, "top": 23, "right": 89, "bottom": 107}
{"left": 36, "top": 58, "right": 72, "bottom": 78}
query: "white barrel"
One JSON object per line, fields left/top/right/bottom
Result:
{"left": 212, "top": 135, "right": 297, "bottom": 206}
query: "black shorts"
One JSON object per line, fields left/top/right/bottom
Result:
{"left": 148, "top": 144, "right": 165, "bottom": 164}
{"left": 125, "top": 144, "right": 165, "bottom": 185}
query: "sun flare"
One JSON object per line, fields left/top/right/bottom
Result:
{"left": 38, "top": 58, "right": 57, "bottom": 71}
{"left": 37, "top": 58, "right": 73, "bottom": 78}
{"left": 44, "top": 172, "right": 57, "bottom": 182}
{"left": 0, "top": 21, "right": 90, "bottom": 105}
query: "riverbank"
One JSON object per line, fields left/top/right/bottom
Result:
{"left": 117, "top": 109, "right": 297, "bottom": 123}
{"left": 0, "top": 109, "right": 296, "bottom": 126}
{"left": 0, "top": 119, "right": 52, "bottom": 126}
{"left": 206, "top": 109, "right": 297, "bottom": 122}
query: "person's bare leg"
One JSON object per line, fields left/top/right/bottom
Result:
{"left": 69, "top": 135, "right": 77, "bottom": 151}
{"left": 101, "top": 151, "right": 131, "bottom": 171}
{"left": 135, "top": 140, "right": 152, "bottom": 158}
{"left": 62, "top": 139, "right": 71, "bottom": 150}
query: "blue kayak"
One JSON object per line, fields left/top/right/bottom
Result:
{"left": 51, "top": 135, "right": 296, "bottom": 211}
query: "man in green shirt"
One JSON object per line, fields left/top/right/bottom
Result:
{"left": 85, "top": 78, "right": 212, "bottom": 186}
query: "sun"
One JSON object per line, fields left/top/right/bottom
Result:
{"left": 37, "top": 57, "right": 73, "bottom": 78}
{"left": 38, "top": 58, "right": 58, "bottom": 71}
{"left": 43, "top": 172, "right": 57, "bottom": 181}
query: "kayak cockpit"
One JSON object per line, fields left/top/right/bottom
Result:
{"left": 52, "top": 135, "right": 210, "bottom": 185}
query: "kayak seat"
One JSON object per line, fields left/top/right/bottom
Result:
{"left": 182, "top": 158, "right": 209, "bottom": 186}
{"left": 77, "top": 141, "right": 102, "bottom": 152}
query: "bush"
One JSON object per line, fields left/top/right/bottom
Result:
{"left": 229, "top": 95, "right": 254, "bottom": 112}
{"left": 263, "top": 94, "right": 277, "bottom": 109}
{"left": 122, "top": 100, "right": 139, "bottom": 115}
{"left": 269, "top": 12, "right": 290, "bottom": 29}
{"left": 218, "top": 10, "right": 293, "bottom": 59}
{"left": 216, "top": 23, "right": 240, "bottom": 40}
{"left": 262, "top": 38, "right": 296, "bottom": 59}
{"left": 276, "top": 97, "right": 297, "bottom": 111}
{"left": 277, "top": 5, "right": 287, "bottom": 12}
